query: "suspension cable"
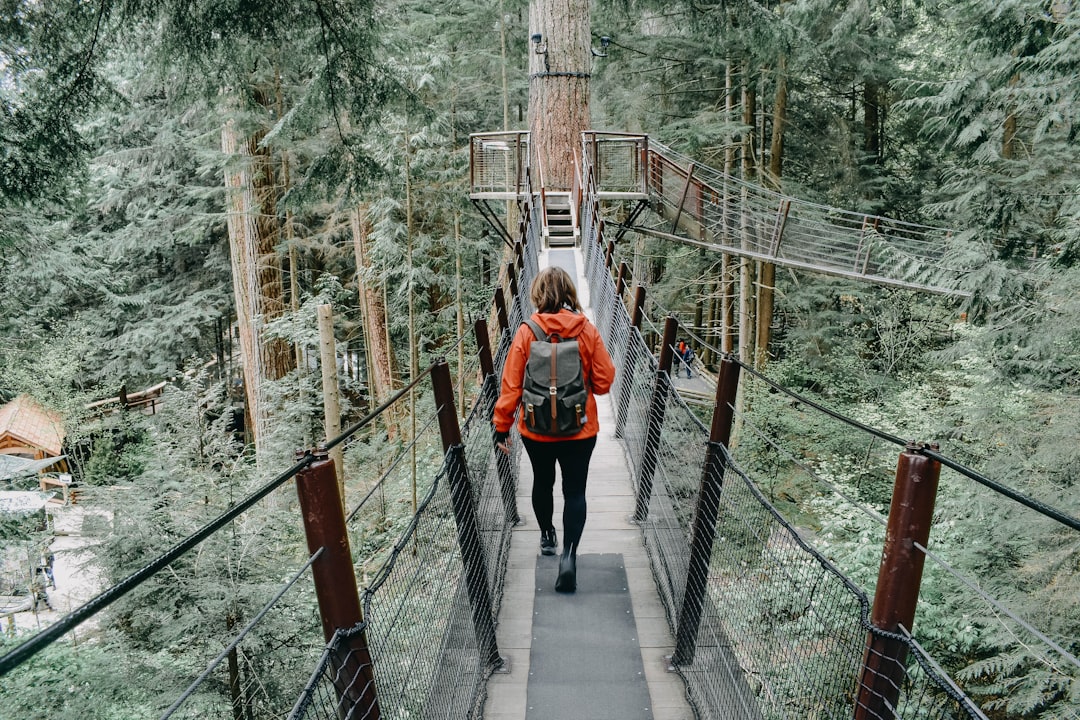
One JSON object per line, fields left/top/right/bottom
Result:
{"left": 921, "top": 447, "right": 1080, "bottom": 533}
{"left": 159, "top": 548, "right": 324, "bottom": 719}
{"left": 325, "top": 362, "right": 437, "bottom": 451}
{"left": 344, "top": 411, "right": 442, "bottom": 525}
{"left": 912, "top": 540, "right": 1080, "bottom": 674}
{"left": 0, "top": 452, "right": 317, "bottom": 677}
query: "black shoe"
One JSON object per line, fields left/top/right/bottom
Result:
{"left": 540, "top": 529, "right": 557, "bottom": 556}
{"left": 555, "top": 552, "right": 576, "bottom": 593}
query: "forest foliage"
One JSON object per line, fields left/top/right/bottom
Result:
{"left": 1, "top": 0, "right": 1078, "bottom": 717}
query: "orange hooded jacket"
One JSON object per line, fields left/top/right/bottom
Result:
{"left": 494, "top": 309, "right": 616, "bottom": 442}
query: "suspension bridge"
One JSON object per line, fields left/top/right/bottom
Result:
{"left": 1, "top": 133, "right": 1076, "bottom": 720}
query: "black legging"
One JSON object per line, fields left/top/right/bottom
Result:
{"left": 521, "top": 435, "right": 597, "bottom": 552}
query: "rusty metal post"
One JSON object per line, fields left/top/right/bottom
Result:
{"left": 493, "top": 287, "right": 509, "bottom": 331}
{"left": 616, "top": 261, "right": 628, "bottom": 299}
{"left": 475, "top": 319, "right": 519, "bottom": 526}
{"left": 854, "top": 444, "right": 941, "bottom": 720}
{"left": 605, "top": 240, "right": 615, "bottom": 269}
{"left": 507, "top": 261, "right": 519, "bottom": 299}
{"left": 615, "top": 286, "right": 647, "bottom": 439}
{"left": 431, "top": 360, "right": 503, "bottom": 669}
{"left": 633, "top": 316, "right": 678, "bottom": 522}
{"left": 295, "top": 448, "right": 380, "bottom": 719}
{"left": 630, "top": 286, "right": 646, "bottom": 330}
{"left": 673, "top": 356, "right": 740, "bottom": 665}
{"left": 474, "top": 318, "right": 495, "bottom": 378}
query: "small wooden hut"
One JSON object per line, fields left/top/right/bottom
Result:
{"left": 0, "top": 395, "right": 67, "bottom": 472}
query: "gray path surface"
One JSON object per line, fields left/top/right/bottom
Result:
{"left": 527, "top": 554, "right": 653, "bottom": 719}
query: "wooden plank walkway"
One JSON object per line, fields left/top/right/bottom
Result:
{"left": 483, "top": 248, "right": 694, "bottom": 720}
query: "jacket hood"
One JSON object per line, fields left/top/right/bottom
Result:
{"left": 531, "top": 309, "right": 589, "bottom": 339}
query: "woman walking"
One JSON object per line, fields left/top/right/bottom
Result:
{"left": 493, "top": 266, "right": 616, "bottom": 593}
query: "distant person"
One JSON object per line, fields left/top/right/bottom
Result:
{"left": 677, "top": 339, "right": 694, "bottom": 378}
{"left": 493, "top": 266, "right": 616, "bottom": 593}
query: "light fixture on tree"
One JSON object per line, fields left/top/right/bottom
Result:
{"left": 531, "top": 32, "right": 549, "bottom": 72}
{"left": 591, "top": 36, "right": 611, "bottom": 57}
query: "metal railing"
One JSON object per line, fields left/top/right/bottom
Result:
{"left": 468, "top": 131, "right": 530, "bottom": 199}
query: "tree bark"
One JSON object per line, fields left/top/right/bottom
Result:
{"left": 863, "top": 81, "right": 881, "bottom": 164}
{"left": 757, "top": 56, "right": 787, "bottom": 370}
{"left": 317, "top": 304, "right": 344, "bottom": 500}
{"left": 739, "top": 74, "right": 757, "bottom": 365}
{"left": 221, "top": 113, "right": 293, "bottom": 451}
{"left": 722, "top": 60, "right": 737, "bottom": 356}
{"left": 1003, "top": 73, "right": 1019, "bottom": 160}
{"left": 350, "top": 205, "right": 395, "bottom": 407}
{"left": 528, "top": 0, "right": 591, "bottom": 190}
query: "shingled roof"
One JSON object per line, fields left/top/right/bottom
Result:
{"left": 0, "top": 395, "right": 65, "bottom": 458}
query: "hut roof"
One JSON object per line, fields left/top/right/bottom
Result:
{"left": 0, "top": 395, "right": 65, "bottom": 457}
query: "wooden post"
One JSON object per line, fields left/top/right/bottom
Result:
{"left": 431, "top": 360, "right": 503, "bottom": 669}
{"left": 633, "top": 316, "right": 678, "bottom": 522}
{"left": 317, "top": 304, "right": 345, "bottom": 498}
{"left": 673, "top": 356, "right": 740, "bottom": 665}
{"left": 295, "top": 448, "right": 380, "bottom": 719}
{"left": 855, "top": 444, "right": 941, "bottom": 720}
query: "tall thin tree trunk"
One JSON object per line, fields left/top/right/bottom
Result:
{"left": 739, "top": 73, "right": 757, "bottom": 365}
{"left": 528, "top": 0, "right": 591, "bottom": 190}
{"left": 757, "top": 56, "right": 787, "bottom": 370}
{"left": 455, "top": 213, "right": 466, "bottom": 417}
{"left": 863, "top": 81, "right": 881, "bottom": 164}
{"left": 276, "top": 70, "right": 307, "bottom": 411}
{"left": 404, "top": 131, "right": 419, "bottom": 518}
{"left": 350, "top": 206, "right": 396, "bottom": 406}
{"left": 722, "top": 61, "right": 737, "bottom": 355}
{"left": 1003, "top": 73, "right": 1019, "bottom": 160}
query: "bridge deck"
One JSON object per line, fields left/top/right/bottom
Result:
{"left": 483, "top": 248, "right": 693, "bottom": 720}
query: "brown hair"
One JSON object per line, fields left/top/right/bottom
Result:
{"left": 530, "top": 266, "right": 581, "bottom": 314}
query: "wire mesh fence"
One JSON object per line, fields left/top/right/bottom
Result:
{"left": 583, "top": 131, "right": 649, "bottom": 196}
{"left": 468, "top": 132, "right": 530, "bottom": 198}
{"left": 290, "top": 173, "right": 548, "bottom": 720}
{"left": 579, "top": 133, "right": 971, "bottom": 296}
{"left": 291, "top": 402, "right": 509, "bottom": 720}
{"left": 579, "top": 157, "right": 987, "bottom": 720}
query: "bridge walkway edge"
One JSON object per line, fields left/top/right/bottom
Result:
{"left": 482, "top": 247, "right": 695, "bottom": 720}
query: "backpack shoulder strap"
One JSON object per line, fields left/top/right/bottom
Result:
{"left": 523, "top": 319, "right": 548, "bottom": 342}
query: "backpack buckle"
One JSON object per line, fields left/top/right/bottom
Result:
{"left": 549, "top": 386, "right": 557, "bottom": 396}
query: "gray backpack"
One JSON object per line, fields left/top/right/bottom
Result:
{"left": 521, "top": 319, "right": 588, "bottom": 436}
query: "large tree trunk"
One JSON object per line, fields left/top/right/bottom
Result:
{"left": 350, "top": 205, "right": 396, "bottom": 406}
{"left": 221, "top": 114, "right": 293, "bottom": 451}
{"left": 528, "top": 0, "right": 591, "bottom": 190}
